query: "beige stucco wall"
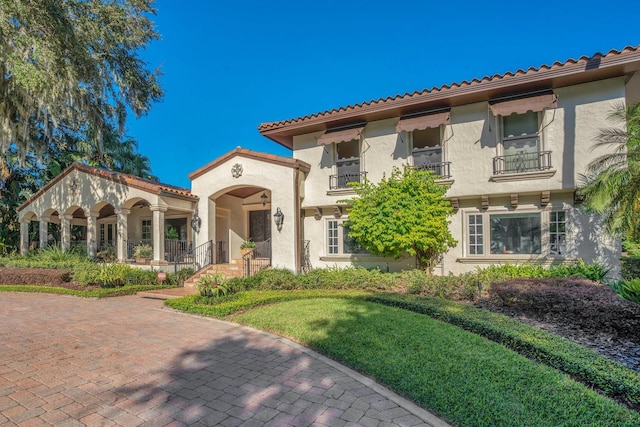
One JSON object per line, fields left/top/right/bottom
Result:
{"left": 291, "top": 78, "right": 625, "bottom": 276}
{"left": 190, "top": 154, "right": 300, "bottom": 270}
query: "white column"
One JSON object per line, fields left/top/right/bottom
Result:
{"left": 20, "top": 219, "right": 30, "bottom": 255}
{"left": 116, "top": 208, "right": 130, "bottom": 262}
{"left": 87, "top": 212, "right": 98, "bottom": 258}
{"left": 150, "top": 205, "right": 167, "bottom": 265}
{"left": 39, "top": 216, "right": 49, "bottom": 249}
{"left": 61, "top": 214, "right": 73, "bottom": 251}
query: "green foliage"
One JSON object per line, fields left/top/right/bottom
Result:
{"left": 0, "top": 245, "right": 96, "bottom": 270}
{"left": 611, "top": 279, "right": 640, "bottom": 305}
{"left": 132, "top": 244, "right": 153, "bottom": 259}
{"left": 165, "top": 290, "right": 371, "bottom": 318}
{"left": 0, "top": 0, "right": 163, "bottom": 159}
{"left": 367, "top": 293, "right": 640, "bottom": 410}
{"left": 0, "top": 284, "right": 173, "bottom": 298}
{"left": 578, "top": 102, "right": 640, "bottom": 237}
{"left": 196, "top": 272, "right": 229, "bottom": 299}
{"left": 240, "top": 238, "right": 256, "bottom": 249}
{"left": 621, "top": 256, "right": 640, "bottom": 280}
{"left": 235, "top": 296, "right": 640, "bottom": 426}
{"left": 165, "top": 227, "right": 179, "bottom": 240}
{"left": 623, "top": 238, "right": 640, "bottom": 257}
{"left": 344, "top": 166, "right": 456, "bottom": 271}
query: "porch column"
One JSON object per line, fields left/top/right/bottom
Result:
{"left": 39, "top": 216, "right": 49, "bottom": 249}
{"left": 20, "top": 218, "right": 30, "bottom": 255}
{"left": 116, "top": 208, "right": 130, "bottom": 262}
{"left": 61, "top": 214, "right": 73, "bottom": 251}
{"left": 150, "top": 205, "right": 167, "bottom": 265}
{"left": 86, "top": 212, "right": 98, "bottom": 258}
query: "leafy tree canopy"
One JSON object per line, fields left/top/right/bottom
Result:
{"left": 579, "top": 102, "right": 640, "bottom": 239}
{"left": 0, "top": 0, "right": 163, "bottom": 163}
{"left": 344, "top": 166, "right": 457, "bottom": 271}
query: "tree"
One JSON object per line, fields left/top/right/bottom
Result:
{"left": 0, "top": 0, "right": 163, "bottom": 163}
{"left": 344, "top": 166, "right": 457, "bottom": 271}
{"left": 579, "top": 102, "right": 640, "bottom": 239}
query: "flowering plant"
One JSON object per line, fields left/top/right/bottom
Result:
{"left": 196, "top": 272, "right": 229, "bottom": 298}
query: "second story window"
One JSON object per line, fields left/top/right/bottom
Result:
{"left": 412, "top": 127, "right": 450, "bottom": 178}
{"left": 490, "top": 91, "right": 556, "bottom": 176}
{"left": 500, "top": 112, "right": 543, "bottom": 173}
{"left": 332, "top": 138, "right": 362, "bottom": 189}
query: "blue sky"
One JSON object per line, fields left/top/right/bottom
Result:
{"left": 127, "top": 1, "right": 640, "bottom": 188}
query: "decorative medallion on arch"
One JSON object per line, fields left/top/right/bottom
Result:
{"left": 231, "top": 163, "right": 243, "bottom": 178}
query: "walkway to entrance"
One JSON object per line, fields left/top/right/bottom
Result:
{"left": 0, "top": 293, "right": 448, "bottom": 426}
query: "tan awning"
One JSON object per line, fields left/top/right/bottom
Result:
{"left": 317, "top": 126, "right": 364, "bottom": 145}
{"left": 396, "top": 111, "right": 450, "bottom": 133}
{"left": 489, "top": 93, "right": 557, "bottom": 116}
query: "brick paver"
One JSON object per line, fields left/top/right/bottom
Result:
{"left": 0, "top": 293, "right": 449, "bottom": 426}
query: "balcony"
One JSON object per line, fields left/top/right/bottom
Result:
{"left": 329, "top": 171, "right": 367, "bottom": 190}
{"left": 414, "top": 161, "right": 451, "bottom": 179}
{"left": 493, "top": 150, "right": 552, "bottom": 175}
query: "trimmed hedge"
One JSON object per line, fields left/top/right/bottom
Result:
{"left": 365, "top": 293, "right": 640, "bottom": 409}
{"left": 0, "top": 284, "right": 173, "bottom": 297}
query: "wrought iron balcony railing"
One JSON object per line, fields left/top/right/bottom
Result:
{"left": 493, "top": 150, "right": 552, "bottom": 175}
{"left": 414, "top": 161, "right": 452, "bottom": 179}
{"left": 329, "top": 171, "right": 367, "bottom": 190}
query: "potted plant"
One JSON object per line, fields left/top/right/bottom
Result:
{"left": 240, "top": 238, "right": 256, "bottom": 257}
{"left": 133, "top": 243, "right": 153, "bottom": 264}
{"left": 97, "top": 244, "right": 116, "bottom": 262}
{"left": 196, "top": 272, "right": 229, "bottom": 298}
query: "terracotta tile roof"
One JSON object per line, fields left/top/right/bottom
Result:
{"left": 259, "top": 46, "right": 640, "bottom": 147}
{"left": 18, "top": 163, "right": 196, "bottom": 212}
{"left": 188, "top": 147, "right": 311, "bottom": 180}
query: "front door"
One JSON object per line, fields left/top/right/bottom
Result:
{"left": 249, "top": 210, "right": 271, "bottom": 258}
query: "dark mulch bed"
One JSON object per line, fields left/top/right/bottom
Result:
{"left": 0, "top": 267, "right": 99, "bottom": 290}
{"left": 478, "top": 277, "right": 640, "bottom": 371}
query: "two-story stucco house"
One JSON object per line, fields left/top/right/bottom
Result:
{"left": 17, "top": 46, "right": 640, "bottom": 277}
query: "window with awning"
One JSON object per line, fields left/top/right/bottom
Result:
{"left": 396, "top": 110, "right": 450, "bottom": 133}
{"left": 489, "top": 92, "right": 557, "bottom": 116}
{"left": 317, "top": 126, "right": 364, "bottom": 146}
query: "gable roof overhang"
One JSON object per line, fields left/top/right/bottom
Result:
{"left": 259, "top": 46, "right": 640, "bottom": 148}
{"left": 188, "top": 147, "right": 311, "bottom": 181}
{"left": 17, "top": 163, "right": 197, "bottom": 213}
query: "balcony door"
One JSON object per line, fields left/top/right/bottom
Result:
{"left": 249, "top": 210, "right": 271, "bottom": 257}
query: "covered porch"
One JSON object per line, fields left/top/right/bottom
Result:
{"left": 17, "top": 164, "right": 201, "bottom": 267}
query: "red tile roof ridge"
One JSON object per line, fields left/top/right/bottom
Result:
{"left": 258, "top": 45, "right": 639, "bottom": 132}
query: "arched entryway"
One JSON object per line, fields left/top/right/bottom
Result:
{"left": 209, "top": 186, "right": 272, "bottom": 268}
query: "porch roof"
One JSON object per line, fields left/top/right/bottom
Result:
{"left": 188, "top": 147, "right": 311, "bottom": 181}
{"left": 259, "top": 46, "right": 640, "bottom": 148}
{"left": 18, "top": 163, "right": 197, "bottom": 213}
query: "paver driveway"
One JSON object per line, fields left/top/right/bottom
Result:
{"left": 0, "top": 293, "right": 448, "bottom": 427}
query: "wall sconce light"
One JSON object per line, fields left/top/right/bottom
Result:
{"left": 274, "top": 207, "right": 284, "bottom": 231}
{"left": 261, "top": 192, "right": 268, "bottom": 206}
{"left": 190, "top": 214, "right": 201, "bottom": 232}
{"left": 69, "top": 179, "right": 78, "bottom": 192}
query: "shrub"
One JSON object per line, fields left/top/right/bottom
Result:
{"left": 0, "top": 267, "right": 71, "bottom": 286}
{"left": 196, "top": 272, "right": 229, "bottom": 298}
{"left": 611, "top": 279, "right": 640, "bottom": 305}
{"left": 621, "top": 256, "right": 640, "bottom": 280}
{"left": 133, "top": 244, "right": 153, "bottom": 259}
{"left": 488, "top": 278, "right": 640, "bottom": 340}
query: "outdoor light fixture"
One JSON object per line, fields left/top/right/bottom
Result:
{"left": 191, "top": 214, "right": 201, "bottom": 232}
{"left": 274, "top": 207, "right": 284, "bottom": 231}
{"left": 260, "top": 192, "right": 268, "bottom": 206}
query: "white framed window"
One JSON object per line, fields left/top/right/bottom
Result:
{"left": 549, "top": 211, "right": 567, "bottom": 255}
{"left": 141, "top": 219, "right": 152, "bottom": 240}
{"left": 332, "top": 139, "right": 361, "bottom": 189}
{"left": 468, "top": 214, "right": 484, "bottom": 255}
{"left": 467, "top": 211, "right": 548, "bottom": 256}
{"left": 411, "top": 127, "right": 447, "bottom": 176}
{"left": 497, "top": 111, "right": 547, "bottom": 174}
{"left": 326, "top": 218, "right": 367, "bottom": 256}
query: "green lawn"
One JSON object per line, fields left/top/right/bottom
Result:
{"left": 0, "top": 284, "right": 173, "bottom": 297}
{"left": 233, "top": 297, "right": 640, "bottom": 427}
